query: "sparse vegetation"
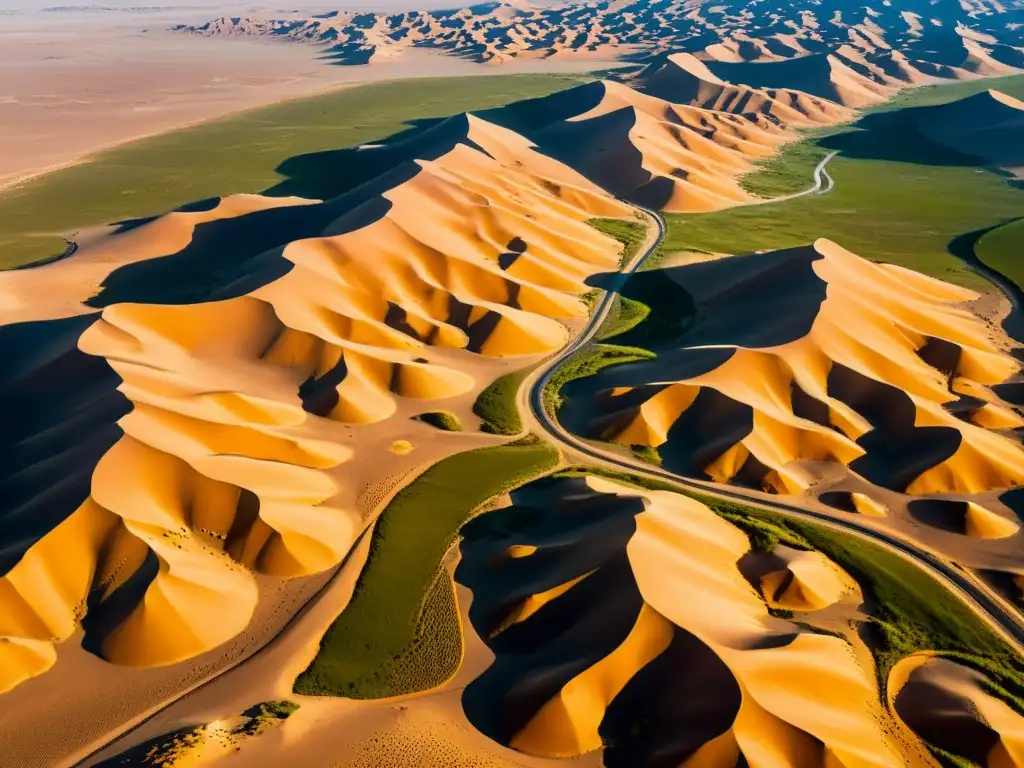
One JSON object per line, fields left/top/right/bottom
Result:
{"left": 543, "top": 343, "right": 655, "bottom": 414}
{"left": 473, "top": 367, "right": 531, "bottom": 435}
{"left": 630, "top": 443, "right": 662, "bottom": 466}
{"left": 740, "top": 130, "right": 839, "bottom": 198}
{"left": 293, "top": 441, "right": 559, "bottom": 698}
{"left": 588, "top": 216, "right": 647, "bottom": 268}
{"left": 596, "top": 295, "right": 650, "bottom": 341}
{"left": 0, "top": 73, "right": 596, "bottom": 268}
{"left": 416, "top": 411, "right": 462, "bottom": 432}
{"left": 613, "top": 270, "right": 696, "bottom": 349}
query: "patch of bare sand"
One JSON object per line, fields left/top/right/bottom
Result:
{"left": 0, "top": 13, "right": 622, "bottom": 192}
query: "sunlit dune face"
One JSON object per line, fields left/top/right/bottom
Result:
{"left": 0, "top": 122, "right": 630, "bottom": 691}
{"left": 457, "top": 476, "right": 906, "bottom": 767}
{"left": 587, "top": 240, "right": 1024, "bottom": 497}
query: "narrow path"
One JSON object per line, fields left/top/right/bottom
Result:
{"left": 524, "top": 199, "right": 1024, "bottom": 658}
{"left": 749, "top": 150, "right": 837, "bottom": 205}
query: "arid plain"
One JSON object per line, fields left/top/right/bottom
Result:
{"left": 2, "top": 0, "right": 1024, "bottom": 766}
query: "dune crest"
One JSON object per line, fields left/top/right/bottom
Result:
{"left": 636, "top": 53, "right": 854, "bottom": 126}
{"left": 589, "top": 240, "right": 1024, "bottom": 495}
{"left": 0, "top": 116, "right": 631, "bottom": 687}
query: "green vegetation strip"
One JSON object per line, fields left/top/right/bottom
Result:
{"left": 0, "top": 73, "right": 593, "bottom": 268}
{"left": 294, "top": 440, "right": 559, "bottom": 698}
{"left": 975, "top": 219, "right": 1024, "bottom": 293}
{"left": 543, "top": 343, "right": 655, "bottom": 415}
{"left": 473, "top": 366, "right": 532, "bottom": 435}
{"left": 555, "top": 466, "right": 1024, "bottom": 711}
{"left": 663, "top": 77, "right": 1024, "bottom": 290}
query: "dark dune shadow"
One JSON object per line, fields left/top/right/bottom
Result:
{"left": 113, "top": 196, "right": 222, "bottom": 235}
{"left": 831, "top": 364, "right": 963, "bottom": 491}
{"left": 654, "top": 246, "right": 828, "bottom": 349}
{"left": 907, "top": 498, "right": 978, "bottom": 535}
{"left": 601, "top": 626, "right": 742, "bottom": 768}
{"left": 89, "top": 203, "right": 322, "bottom": 307}
{"left": 660, "top": 389, "right": 754, "bottom": 479}
{"left": 819, "top": 491, "right": 860, "bottom": 514}
{"left": 946, "top": 220, "right": 1024, "bottom": 343}
{"left": 818, "top": 104, "right": 1002, "bottom": 168}
{"left": 0, "top": 315, "right": 129, "bottom": 576}
{"left": 264, "top": 113, "right": 479, "bottom": 200}
{"left": 81, "top": 549, "right": 159, "bottom": 657}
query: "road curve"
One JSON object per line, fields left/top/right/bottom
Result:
{"left": 750, "top": 150, "right": 837, "bottom": 205}
{"left": 524, "top": 205, "right": 1024, "bottom": 657}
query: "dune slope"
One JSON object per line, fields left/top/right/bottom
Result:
{"left": 582, "top": 240, "right": 1024, "bottom": 496}
{"left": 458, "top": 475, "right": 911, "bottom": 766}
{"left": 0, "top": 115, "right": 631, "bottom": 691}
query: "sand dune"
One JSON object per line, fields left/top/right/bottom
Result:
{"left": 917, "top": 89, "right": 1024, "bottom": 168}
{"left": 495, "top": 77, "right": 790, "bottom": 212}
{"left": 755, "top": 545, "right": 857, "bottom": 611}
{"left": 705, "top": 53, "right": 895, "bottom": 108}
{"left": 176, "top": 0, "right": 1024, "bottom": 77}
{"left": 0, "top": 115, "right": 631, "bottom": 690}
{"left": 458, "top": 475, "right": 912, "bottom": 766}
{"left": 891, "top": 654, "right": 1024, "bottom": 767}
{"left": 635, "top": 53, "right": 853, "bottom": 126}
{"left": 583, "top": 240, "right": 1024, "bottom": 496}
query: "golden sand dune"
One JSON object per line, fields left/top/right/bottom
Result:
{"left": 523, "top": 78, "right": 789, "bottom": 212}
{"left": 704, "top": 53, "right": 895, "bottom": 108}
{"left": 754, "top": 545, "right": 857, "bottom": 611}
{"left": 458, "top": 476, "right": 911, "bottom": 766}
{"left": 890, "top": 654, "right": 1024, "bottom": 768}
{"left": 585, "top": 240, "right": 1024, "bottom": 495}
{"left": 0, "top": 116, "right": 631, "bottom": 691}
{"left": 918, "top": 89, "right": 1024, "bottom": 167}
{"left": 0, "top": 194, "right": 318, "bottom": 326}
{"left": 635, "top": 53, "right": 853, "bottom": 126}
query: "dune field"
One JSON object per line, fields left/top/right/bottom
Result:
{"left": 2, "top": 0, "right": 1024, "bottom": 765}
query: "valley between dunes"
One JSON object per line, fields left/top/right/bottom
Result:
{"left": 2, "top": 5, "right": 1024, "bottom": 765}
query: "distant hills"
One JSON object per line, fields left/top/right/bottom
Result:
{"left": 175, "top": 0, "right": 1024, "bottom": 72}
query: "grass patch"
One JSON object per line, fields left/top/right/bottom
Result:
{"left": 740, "top": 130, "right": 838, "bottom": 198}
{"left": 543, "top": 343, "right": 655, "bottom": 415}
{"left": 473, "top": 367, "right": 531, "bottom": 435}
{"left": 612, "top": 270, "right": 696, "bottom": 349}
{"left": 660, "top": 80, "right": 1024, "bottom": 290}
{"left": 0, "top": 73, "right": 594, "bottom": 268}
{"left": 976, "top": 218, "right": 1024, "bottom": 292}
{"left": 293, "top": 441, "right": 559, "bottom": 698}
{"left": 596, "top": 295, "right": 650, "bottom": 341}
{"left": 629, "top": 444, "right": 662, "bottom": 466}
{"left": 416, "top": 411, "right": 462, "bottom": 432}
{"left": 588, "top": 216, "right": 647, "bottom": 268}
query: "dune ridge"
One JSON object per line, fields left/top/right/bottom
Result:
{"left": 175, "top": 0, "right": 1024, "bottom": 79}
{"left": 587, "top": 239, "right": 1024, "bottom": 495}
{"left": 917, "top": 88, "right": 1024, "bottom": 168}
{"left": 890, "top": 654, "right": 1024, "bottom": 767}
{"left": 459, "top": 476, "right": 910, "bottom": 766}
{"left": 0, "top": 115, "right": 631, "bottom": 690}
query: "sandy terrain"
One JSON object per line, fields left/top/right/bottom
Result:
{"left": 455, "top": 475, "right": 936, "bottom": 766}
{"left": 0, "top": 6, "right": 618, "bottom": 191}
{"left": 1, "top": 1, "right": 1023, "bottom": 764}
